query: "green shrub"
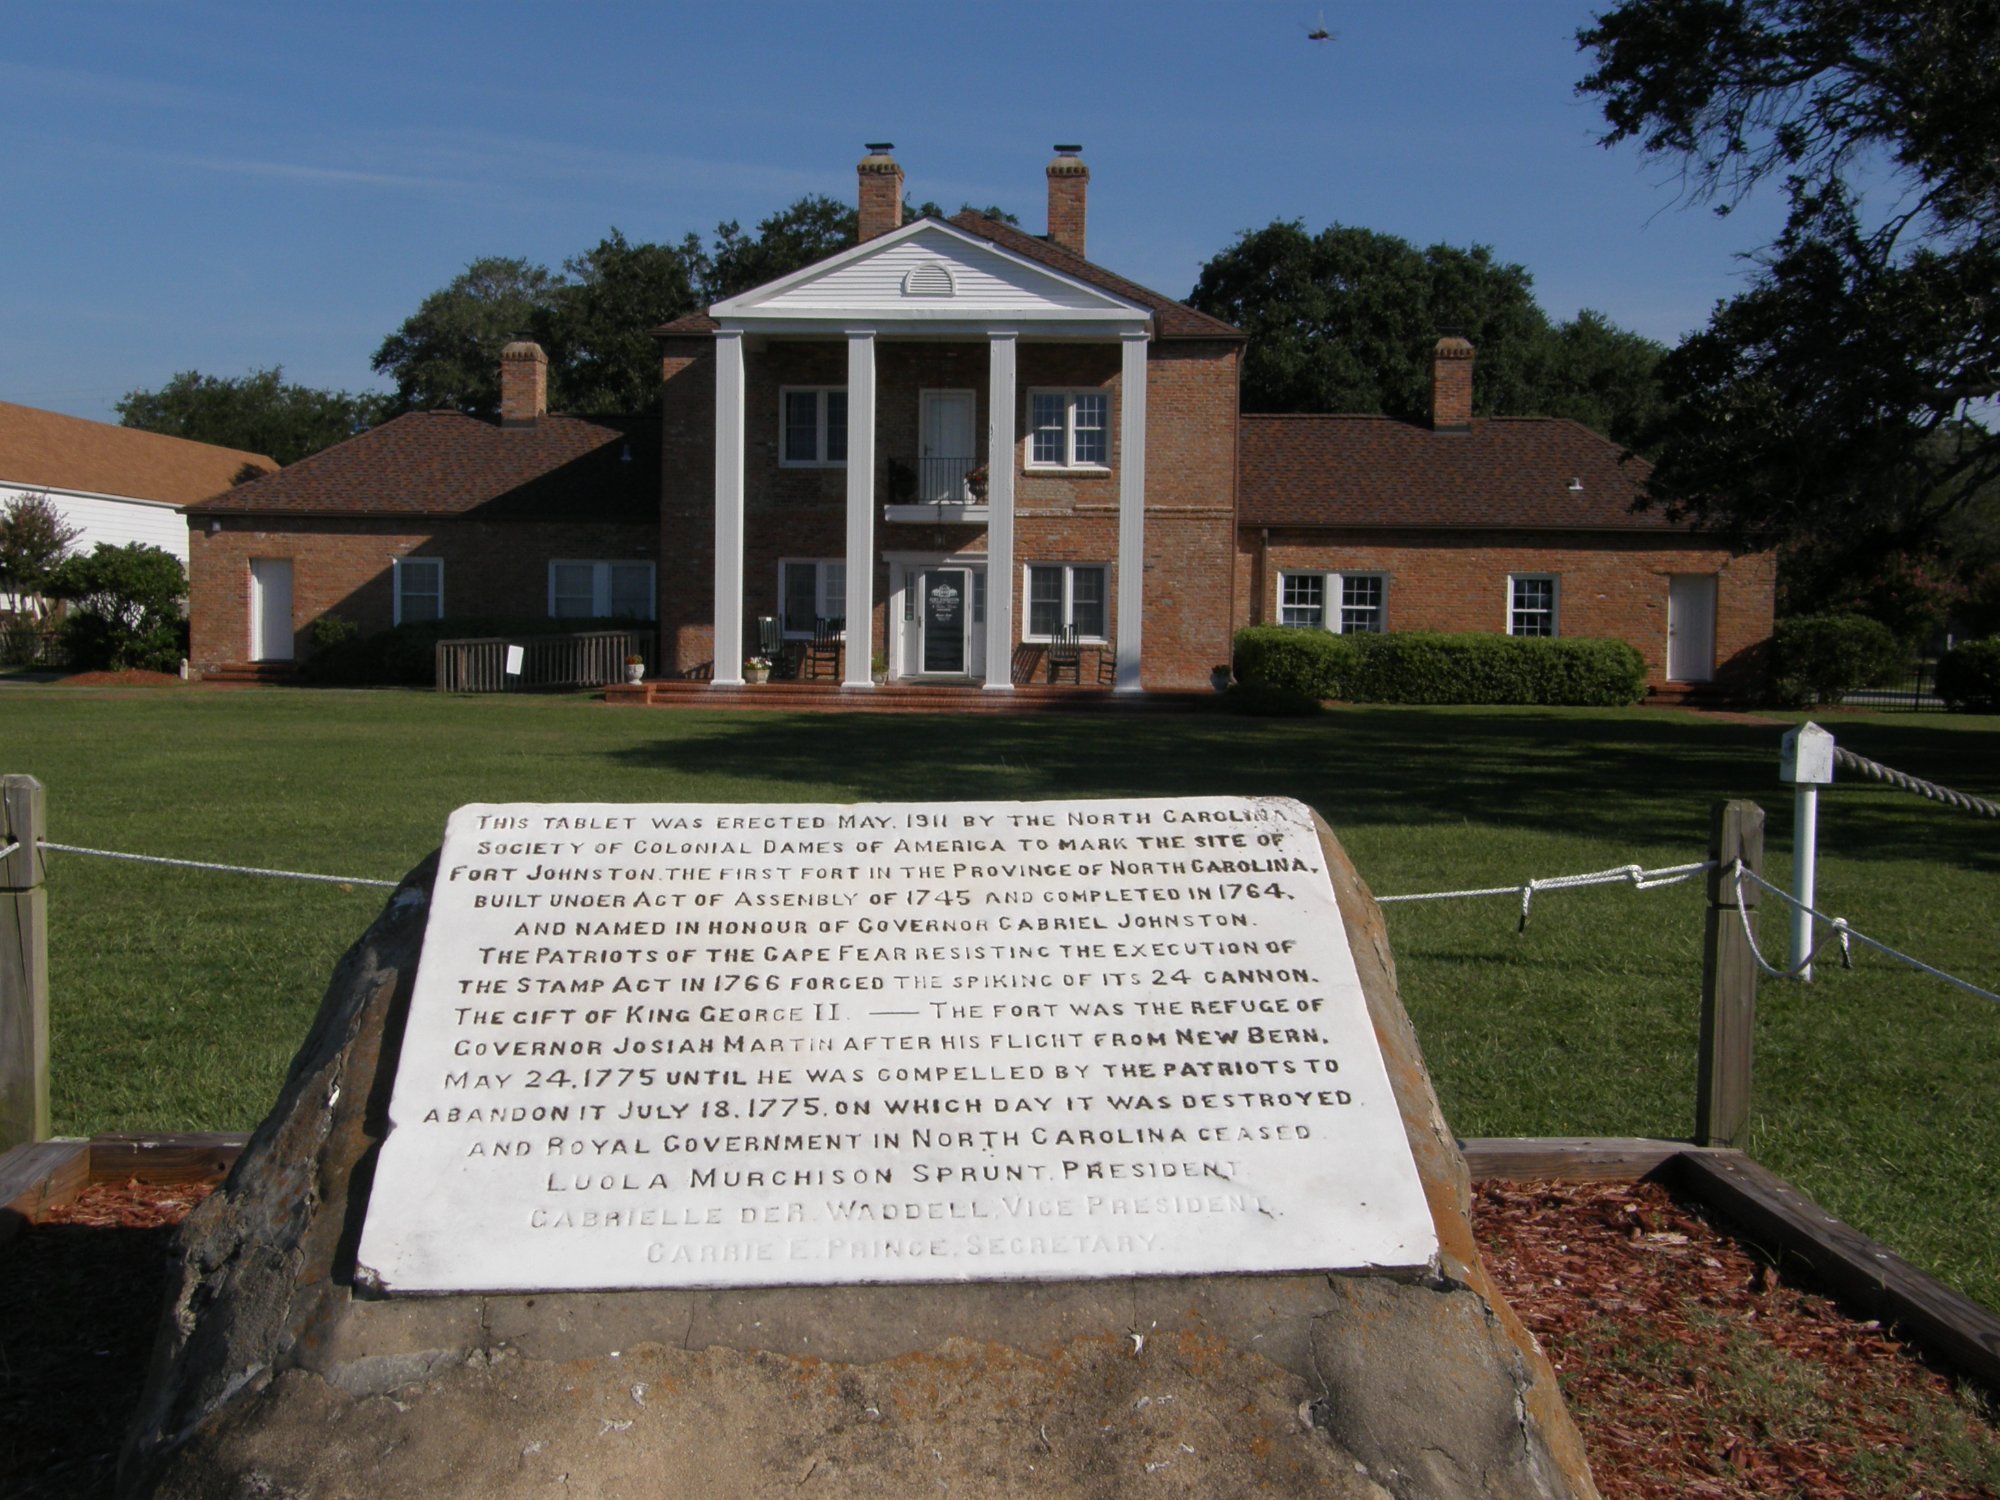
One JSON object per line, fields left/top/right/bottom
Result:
{"left": 307, "top": 613, "right": 360, "bottom": 654}
{"left": 1348, "top": 632, "right": 1647, "bottom": 706}
{"left": 46, "top": 543, "right": 188, "bottom": 673}
{"left": 1769, "top": 613, "right": 1905, "bottom": 706}
{"left": 1232, "top": 626, "right": 1648, "bottom": 709}
{"left": 1230, "top": 627, "right": 1362, "bottom": 713}
{"left": 1936, "top": 638, "right": 2000, "bottom": 714}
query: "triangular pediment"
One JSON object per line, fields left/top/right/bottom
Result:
{"left": 710, "top": 220, "right": 1149, "bottom": 325}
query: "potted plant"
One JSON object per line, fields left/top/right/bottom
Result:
{"left": 743, "top": 654, "right": 772, "bottom": 685}
{"left": 871, "top": 650, "right": 889, "bottom": 685}
{"left": 964, "top": 463, "right": 989, "bottom": 502}
{"left": 625, "top": 652, "right": 645, "bottom": 685}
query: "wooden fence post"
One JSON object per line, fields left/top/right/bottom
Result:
{"left": 1697, "top": 798, "right": 1763, "bottom": 1148}
{"left": 1, "top": 774, "right": 50, "bottom": 1152}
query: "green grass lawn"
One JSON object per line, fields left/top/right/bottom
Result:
{"left": 1, "top": 684, "right": 1995, "bottom": 1310}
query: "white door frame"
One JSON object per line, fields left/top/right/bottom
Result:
{"left": 249, "top": 557, "right": 294, "bottom": 662}
{"left": 1667, "top": 573, "right": 1718, "bottom": 682}
{"left": 887, "top": 551, "right": 987, "bottom": 681}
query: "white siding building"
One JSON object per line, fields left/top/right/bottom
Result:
{"left": 0, "top": 401, "right": 274, "bottom": 608}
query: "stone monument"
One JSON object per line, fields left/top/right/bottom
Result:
{"left": 121, "top": 796, "right": 1598, "bottom": 1499}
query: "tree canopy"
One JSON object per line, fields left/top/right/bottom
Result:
{"left": 0, "top": 493, "right": 82, "bottom": 621}
{"left": 541, "top": 230, "right": 704, "bottom": 415}
{"left": 1187, "top": 221, "right": 1666, "bottom": 444}
{"left": 1578, "top": 0, "right": 2000, "bottom": 560}
{"left": 371, "top": 257, "right": 564, "bottom": 420}
{"left": 116, "top": 367, "right": 383, "bottom": 468}
{"left": 371, "top": 197, "right": 1025, "bottom": 419}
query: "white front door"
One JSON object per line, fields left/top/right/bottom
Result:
{"left": 919, "top": 389, "right": 977, "bottom": 501}
{"left": 894, "top": 562, "right": 986, "bottom": 680}
{"left": 919, "top": 568, "right": 971, "bottom": 675}
{"left": 249, "top": 558, "right": 294, "bottom": 662}
{"left": 1667, "top": 574, "right": 1717, "bottom": 682}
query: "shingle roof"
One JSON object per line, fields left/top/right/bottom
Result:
{"left": 185, "top": 412, "right": 659, "bottom": 522}
{"left": 0, "top": 401, "right": 275, "bottom": 505}
{"left": 1240, "top": 414, "right": 1669, "bottom": 531}
{"left": 649, "top": 215, "right": 1243, "bottom": 342}
{"left": 946, "top": 214, "right": 1243, "bottom": 340}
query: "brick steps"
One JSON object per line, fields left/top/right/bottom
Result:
{"left": 1646, "top": 683, "right": 1743, "bottom": 710}
{"left": 605, "top": 679, "right": 1225, "bottom": 716}
{"left": 199, "top": 661, "right": 301, "bottom": 685}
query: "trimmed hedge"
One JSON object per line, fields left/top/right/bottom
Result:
{"left": 299, "top": 615, "right": 654, "bottom": 687}
{"left": 1769, "top": 613, "right": 1905, "bottom": 707}
{"left": 1232, "top": 627, "right": 1648, "bottom": 711}
{"left": 1936, "top": 638, "right": 2000, "bottom": 714}
{"left": 1352, "top": 632, "right": 1647, "bottom": 706}
{"left": 1229, "top": 627, "right": 1361, "bottom": 714}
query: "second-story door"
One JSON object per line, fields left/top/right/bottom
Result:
{"left": 919, "top": 389, "right": 976, "bottom": 501}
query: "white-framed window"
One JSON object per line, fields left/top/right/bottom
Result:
{"left": 1279, "top": 572, "right": 1325, "bottom": 629}
{"left": 1508, "top": 574, "right": 1559, "bottom": 637}
{"left": 1027, "top": 389, "right": 1109, "bottom": 469}
{"left": 779, "top": 559, "right": 846, "bottom": 637}
{"left": 780, "top": 387, "right": 848, "bottom": 467}
{"left": 1024, "top": 562, "right": 1108, "bottom": 641}
{"left": 393, "top": 556, "right": 442, "bottom": 625}
{"left": 1277, "top": 571, "right": 1386, "bottom": 634}
{"left": 549, "top": 561, "right": 655, "bottom": 620}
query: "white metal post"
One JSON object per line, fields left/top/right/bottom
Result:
{"left": 1792, "top": 783, "right": 1818, "bottom": 981}
{"left": 1778, "top": 723, "right": 1835, "bottom": 981}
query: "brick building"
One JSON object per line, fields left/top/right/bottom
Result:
{"left": 185, "top": 358, "right": 656, "bottom": 670}
{"left": 1236, "top": 343, "right": 1774, "bottom": 694}
{"left": 183, "top": 146, "right": 1773, "bottom": 697}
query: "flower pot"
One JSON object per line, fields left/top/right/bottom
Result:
{"left": 745, "top": 666, "right": 770, "bottom": 685}
{"left": 625, "top": 664, "right": 645, "bottom": 685}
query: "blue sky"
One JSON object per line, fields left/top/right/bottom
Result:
{"left": 4, "top": 1, "right": 1788, "bottom": 426}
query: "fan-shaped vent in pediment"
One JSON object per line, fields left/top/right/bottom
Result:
{"left": 901, "top": 260, "right": 957, "bottom": 298}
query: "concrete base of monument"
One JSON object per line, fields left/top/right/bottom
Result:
{"left": 119, "top": 821, "right": 1599, "bottom": 1500}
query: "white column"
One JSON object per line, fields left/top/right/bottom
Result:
{"left": 1114, "top": 330, "right": 1149, "bottom": 692}
{"left": 710, "top": 330, "right": 746, "bottom": 687}
{"left": 843, "top": 331, "right": 877, "bottom": 690}
{"left": 983, "top": 333, "right": 1017, "bottom": 691}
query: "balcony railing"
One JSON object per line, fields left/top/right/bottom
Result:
{"left": 919, "top": 455, "right": 978, "bottom": 503}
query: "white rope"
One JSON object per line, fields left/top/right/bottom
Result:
{"left": 38, "top": 840, "right": 398, "bottom": 890}
{"left": 1379, "top": 859, "right": 1713, "bottom": 930}
{"left": 1832, "top": 746, "right": 2000, "bottom": 818}
{"left": 1732, "top": 861, "right": 2000, "bottom": 1006}
{"left": 0, "top": 840, "right": 18, "bottom": 862}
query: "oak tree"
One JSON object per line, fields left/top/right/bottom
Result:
{"left": 1579, "top": 0, "right": 2000, "bottom": 558}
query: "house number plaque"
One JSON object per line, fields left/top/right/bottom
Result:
{"left": 356, "top": 795, "right": 1436, "bottom": 1293}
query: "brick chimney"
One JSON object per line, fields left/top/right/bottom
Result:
{"left": 1431, "top": 335, "right": 1474, "bottom": 432}
{"left": 1046, "top": 144, "right": 1088, "bottom": 257}
{"left": 500, "top": 339, "right": 547, "bottom": 427}
{"left": 857, "top": 143, "right": 904, "bottom": 243}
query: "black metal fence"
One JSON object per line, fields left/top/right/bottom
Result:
{"left": 0, "top": 623, "right": 68, "bottom": 671}
{"left": 1843, "top": 659, "right": 1945, "bottom": 712}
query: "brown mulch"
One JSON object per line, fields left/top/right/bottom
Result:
{"left": 53, "top": 669, "right": 189, "bottom": 688}
{"left": 1, "top": 1178, "right": 1994, "bottom": 1498}
{"left": 1474, "top": 1179, "right": 1999, "bottom": 1498}
{"left": 0, "top": 1182, "right": 212, "bottom": 1498}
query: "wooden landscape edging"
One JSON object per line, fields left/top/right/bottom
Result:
{"left": 3, "top": 1131, "right": 1995, "bottom": 1393}
{"left": 0, "top": 1132, "right": 248, "bottom": 1243}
